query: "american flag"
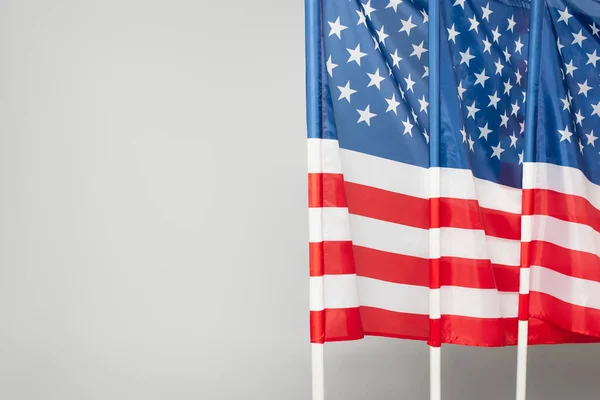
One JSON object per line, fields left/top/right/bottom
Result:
{"left": 308, "top": 0, "right": 600, "bottom": 347}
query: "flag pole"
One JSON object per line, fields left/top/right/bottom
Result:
{"left": 428, "top": 1, "right": 441, "bottom": 400}
{"left": 306, "top": 0, "right": 325, "bottom": 399}
{"left": 517, "top": 0, "right": 544, "bottom": 399}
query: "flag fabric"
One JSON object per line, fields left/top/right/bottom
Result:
{"left": 309, "top": 0, "right": 600, "bottom": 347}
{"left": 524, "top": 0, "right": 600, "bottom": 339}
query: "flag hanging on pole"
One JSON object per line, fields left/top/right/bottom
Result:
{"left": 308, "top": 0, "right": 600, "bottom": 349}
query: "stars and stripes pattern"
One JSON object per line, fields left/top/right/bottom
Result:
{"left": 523, "top": 0, "right": 600, "bottom": 339}
{"left": 309, "top": 0, "right": 600, "bottom": 347}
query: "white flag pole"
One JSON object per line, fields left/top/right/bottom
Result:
{"left": 517, "top": 0, "right": 544, "bottom": 399}
{"left": 305, "top": 0, "right": 325, "bottom": 399}
{"left": 428, "top": 1, "right": 442, "bottom": 400}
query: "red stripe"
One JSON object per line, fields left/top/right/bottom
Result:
{"left": 308, "top": 173, "right": 347, "bottom": 208}
{"left": 310, "top": 308, "right": 364, "bottom": 343}
{"left": 310, "top": 241, "right": 355, "bottom": 276}
{"left": 352, "top": 245, "right": 518, "bottom": 290}
{"left": 429, "top": 318, "right": 441, "bottom": 347}
{"left": 343, "top": 181, "right": 520, "bottom": 239}
{"left": 530, "top": 291, "right": 600, "bottom": 339}
{"left": 316, "top": 307, "right": 600, "bottom": 345}
{"left": 529, "top": 189, "right": 600, "bottom": 233}
{"left": 530, "top": 240, "right": 600, "bottom": 283}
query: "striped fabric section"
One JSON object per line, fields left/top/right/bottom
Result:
{"left": 525, "top": 163, "right": 600, "bottom": 338}
{"left": 308, "top": 137, "right": 598, "bottom": 346}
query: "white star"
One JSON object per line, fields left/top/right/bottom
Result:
{"left": 447, "top": 24, "right": 460, "bottom": 43}
{"left": 404, "top": 74, "right": 416, "bottom": 93}
{"left": 520, "top": 121, "right": 525, "bottom": 134}
{"left": 423, "top": 129, "right": 429, "bottom": 143}
{"left": 518, "top": 150, "right": 524, "bottom": 165}
{"left": 459, "top": 48, "right": 476, "bottom": 66}
{"left": 419, "top": 95, "right": 429, "bottom": 113}
{"left": 579, "top": 139, "right": 585, "bottom": 154}
{"left": 466, "top": 101, "right": 480, "bottom": 120}
{"left": 460, "top": 127, "right": 467, "bottom": 142}
{"left": 372, "top": 35, "right": 380, "bottom": 51}
{"left": 468, "top": 135, "right": 475, "bottom": 151}
{"left": 492, "top": 26, "right": 502, "bottom": 43}
{"left": 454, "top": 0, "right": 466, "bottom": 9}
{"left": 514, "top": 37, "right": 524, "bottom": 54}
{"left": 523, "top": 91, "right": 527, "bottom": 103}
{"left": 356, "top": 9, "right": 367, "bottom": 27}
{"left": 411, "top": 108, "right": 418, "bottom": 124}
{"left": 457, "top": 81, "right": 466, "bottom": 100}
{"left": 474, "top": 69, "right": 490, "bottom": 87}
{"left": 363, "top": 0, "right": 376, "bottom": 18}
{"left": 488, "top": 91, "right": 501, "bottom": 108}
{"left": 510, "top": 132, "right": 518, "bottom": 148}
{"left": 507, "top": 15, "right": 516, "bottom": 32}
{"left": 481, "top": 3, "right": 493, "bottom": 21}
{"left": 500, "top": 111, "right": 509, "bottom": 128}
{"left": 504, "top": 78, "right": 513, "bottom": 95}
{"left": 399, "top": 15, "right": 417, "bottom": 36}
{"left": 503, "top": 47, "right": 512, "bottom": 63}
{"left": 564, "top": 60, "right": 578, "bottom": 77}
{"left": 386, "top": 0, "right": 403, "bottom": 12}
{"left": 421, "top": 9, "right": 429, "bottom": 23}
{"left": 494, "top": 58, "right": 504, "bottom": 75}
{"left": 558, "top": 125, "right": 573, "bottom": 142}
{"left": 586, "top": 130, "right": 598, "bottom": 146}
{"left": 557, "top": 38, "right": 564, "bottom": 54}
{"left": 572, "top": 29, "right": 587, "bottom": 47}
{"left": 338, "top": 81, "right": 357, "bottom": 102}
{"left": 376, "top": 26, "right": 389, "bottom": 45}
{"left": 592, "top": 100, "right": 600, "bottom": 117}
{"left": 575, "top": 109, "right": 585, "bottom": 126}
{"left": 357, "top": 105, "right": 376, "bottom": 126}
{"left": 391, "top": 49, "right": 402, "bottom": 69}
{"left": 410, "top": 41, "right": 428, "bottom": 59}
{"left": 591, "top": 22, "right": 600, "bottom": 37}
{"left": 491, "top": 142, "right": 505, "bottom": 159}
{"left": 469, "top": 16, "right": 480, "bottom": 32}
{"left": 578, "top": 80, "right": 592, "bottom": 97}
{"left": 511, "top": 100, "right": 520, "bottom": 116}
{"left": 422, "top": 65, "right": 429, "bottom": 78}
{"left": 479, "top": 123, "right": 492, "bottom": 140}
{"left": 326, "top": 56, "right": 338, "bottom": 77}
{"left": 385, "top": 94, "right": 400, "bottom": 114}
{"left": 482, "top": 37, "right": 492, "bottom": 54}
{"left": 561, "top": 95, "right": 571, "bottom": 111}
{"left": 367, "top": 68, "right": 385, "bottom": 89}
{"left": 587, "top": 50, "right": 600, "bottom": 67}
{"left": 347, "top": 44, "right": 367, "bottom": 66}
{"left": 328, "top": 17, "right": 347, "bottom": 39}
{"left": 402, "top": 117, "right": 414, "bottom": 136}
{"left": 557, "top": 7, "right": 572, "bottom": 25}
{"left": 515, "top": 69, "right": 522, "bottom": 86}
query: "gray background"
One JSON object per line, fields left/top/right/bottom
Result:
{"left": 0, "top": 0, "right": 598, "bottom": 399}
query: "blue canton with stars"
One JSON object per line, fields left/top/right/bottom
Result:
{"left": 536, "top": 0, "right": 600, "bottom": 185}
{"left": 320, "top": 0, "right": 531, "bottom": 189}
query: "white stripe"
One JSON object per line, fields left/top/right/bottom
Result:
{"left": 349, "top": 214, "right": 520, "bottom": 266}
{"left": 530, "top": 214, "right": 600, "bottom": 256}
{"left": 319, "top": 276, "right": 518, "bottom": 318}
{"left": 530, "top": 265, "right": 600, "bottom": 311}
{"left": 531, "top": 162, "right": 600, "bottom": 210}
{"left": 307, "top": 138, "right": 343, "bottom": 174}
{"left": 519, "top": 268, "right": 530, "bottom": 295}
{"left": 308, "top": 207, "right": 352, "bottom": 243}
{"left": 429, "top": 288, "right": 441, "bottom": 319}
{"left": 310, "top": 275, "right": 360, "bottom": 311}
{"left": 338, "top": 147, "right": 521, "bottom": 214}
{"left": 521, "top": 215, "right": 533, "bottom": 242}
